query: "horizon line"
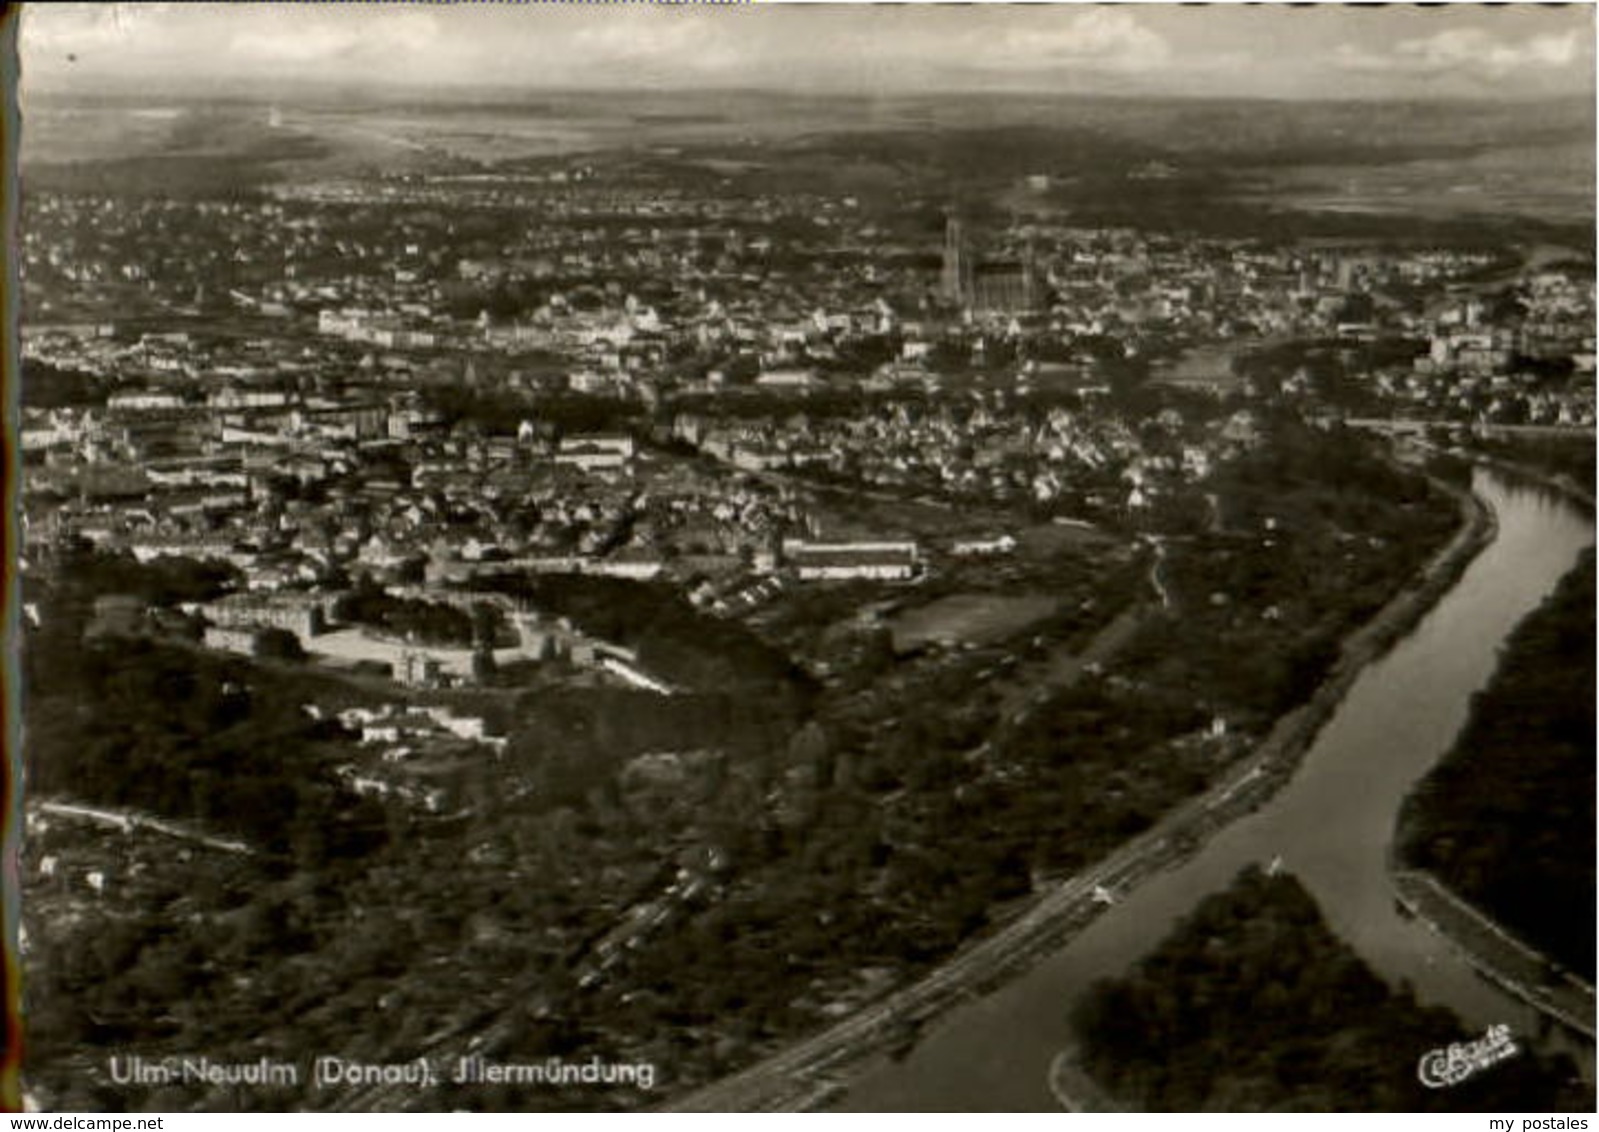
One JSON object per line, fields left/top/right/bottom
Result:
{"left": 21, "top": 77, "right": 1596, "bottom": 108}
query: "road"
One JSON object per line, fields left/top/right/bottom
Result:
{"left": 34, "top": 800, "right": 254, "bottom": 855}
{"left": 986, "top": 598, "right": 1149, "bottom": 729}
{"left": 664, "top": 743, "right": 1283, "bottom": 1111}
{"left": 1347, "top": 419, "right": 1595, "bottom": 442}
{"left": 1145, "top": 537, "right": 1171, "bottom": 609}
{"left": 663, "top": 468, "right": 1494, "bottom": 1113}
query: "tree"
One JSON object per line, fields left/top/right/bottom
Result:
{"left": 254, "top": 628, "right": 307, "bottom": 662}
{"left": 395, "top": 556, "right": 428, "bottom": 586}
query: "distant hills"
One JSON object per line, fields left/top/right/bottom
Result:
{"left": 20, "top": 88, "right": 1593, "bottom": 241}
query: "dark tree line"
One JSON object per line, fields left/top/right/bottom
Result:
{"left": 46, "top": 545, "right": 243, "bottom": 609}
{"left": 26, "top": 634, "right": 385, "bottom": 866}
{"left": 22, "top": 360, "right": 115, "bottom": 409}
{"left": 1072, "top": 867, "right": 1588, "bottom": 1111}
{"left": 1398, "top": 552, "right": 1596, "bottom": 978}
{"left": 334, "top": 579, "right": 491, "bottom": 647}
{"left": 472, "top": 572, "right": 805, "bottom": 692}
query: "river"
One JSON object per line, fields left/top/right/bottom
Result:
{"left": 838, "top": 468, "right": 1595, "bottom": 1111}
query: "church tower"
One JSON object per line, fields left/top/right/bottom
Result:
{"left": 941, "top": 216, "right": 972, "bottom": 309}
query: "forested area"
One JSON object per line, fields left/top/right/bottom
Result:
{"left": 1398, "top": 552, "right": 1596, "bottom": 978}
{"left": 471, "top": 571, "right": 806, "bottom": 691}
{"left": 22, "top": 359, "right": 115, "bottom": 408}
{"left": 1072, "top": 867, "right": 1587, "bottom": 1111}
{"left": 23, "top": 571, "right": 786, "bottom": 1108}
{"left": 1233, "top": 338, "right": 1427, "bottom": 411}
{"left": 26, "top": 634, "right": 387, "bottom": 867}
{"left": 34, "top": 543, "right": 242, "bottom": 609}
{"left": 424, "top": 386, "right": 643, "bottom": 437}
{"left": 1119, "top": 421, "right": 1459, "bottom": 722}
{"left": 333, "top": 578, "right": 495, "bottom": 647}
{"left": 23, "top": 546, "right": 386, "bottom": 865}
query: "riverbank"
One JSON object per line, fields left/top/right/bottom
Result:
{"left": 665, "top": 468, "right": 1494, "bottom": 1113}
{"left": 1405, "top": 430, "right": 1594, "bottom": 515}
{"left": 1046, "top": 1046, "right": 1122, "bottom": 1113}
{"left": 1392, "top": 869, "right": 1595, "bottom": 1040}
{"left": 1466, "top": 450, "right": 1595, "bottom": 513}
{"left": 1382, "top": 452, "right": 1595, "bottom": 1045}
{"left": 1047, "top": 866, "right": 1592, "bottom": 1113}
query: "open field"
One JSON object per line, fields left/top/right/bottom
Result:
{"left": 1148, "top": 341, "right": 1256, "bottom": 393}
{"left": 889, "top": 592, "right": 1058, "bottom": 652}
{"left": 1250, "top": 139, "right": 1596, "bottom": 228}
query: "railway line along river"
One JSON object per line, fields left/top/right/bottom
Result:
{"left": 839, "top": 467, "right": 1595, "bottom": 1111}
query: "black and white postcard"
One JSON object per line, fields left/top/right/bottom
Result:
{"left": 8, "top": 1, "right": 1596, "bottom": 1115}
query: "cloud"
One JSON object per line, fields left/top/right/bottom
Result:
{"left": 564, "top": 10, "right": 744, "bottom": 77}
{"left": 1334, "top": 26, "right": 1585, "bottom": 82}
{"left": 224, "top": 10, "right": 442, "bottom": 70}
{"left": 994, "top": 9, "right": 1171, "bottom": 72}
{"left": 226, "top": 25, "right": 362, "bottom": 67}
{"left": 22, "top": 4, "right": 458, "bottom": 86}
{"left": 19, "top": 4, "right": 1591, "bottom": 101}
{"left": 23, "top": 3, "right": 174, "bottom": 57}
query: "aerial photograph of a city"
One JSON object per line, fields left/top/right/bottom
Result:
{"left": 5, "top": 1, "right": 1596, "bottom": 1116}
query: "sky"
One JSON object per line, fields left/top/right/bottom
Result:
{"left": 18, "top": 2, "right": 1597, "bottom": 102}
